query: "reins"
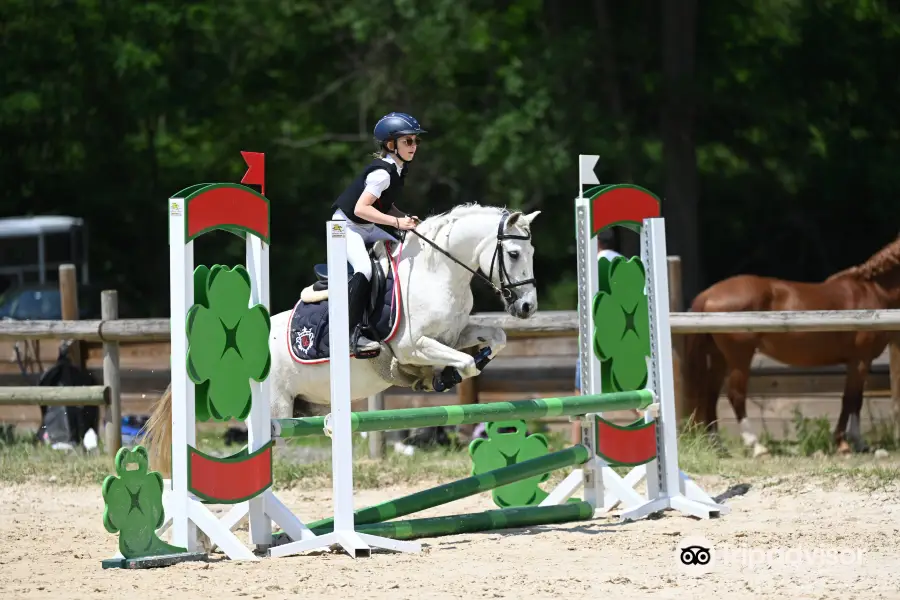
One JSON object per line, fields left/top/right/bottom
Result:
{"left": 397, "top": 210, "right": 535, "bottom": 303}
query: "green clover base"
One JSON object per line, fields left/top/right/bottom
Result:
{"left": 102, "top": 446, "right": 188, "bottom": 560}
{"left": 469, "top": 420, "right": 553, "bottom": 508}
{"left": 101, "top": 551, "right": 208, "bottom": 570}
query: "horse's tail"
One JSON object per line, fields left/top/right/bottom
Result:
{"left": 682, "top": 291, "right": 724, "bottom": 427}
{"left": 144, "top": 383, "right": 173, "bottom": 478}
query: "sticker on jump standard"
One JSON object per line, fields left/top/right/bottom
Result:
{"left": 170, "top": 201, "right": 182, "bottom": 216}
{"left": 331, "top": 223, "right": 345, "bottom": 238}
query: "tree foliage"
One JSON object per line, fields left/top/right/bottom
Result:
{"left": 3, "top": 0, "right": 899, "bottom": 315}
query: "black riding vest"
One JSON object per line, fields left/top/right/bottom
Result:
{"left": 332, "top": 158, "right": 407, "bottom": 224}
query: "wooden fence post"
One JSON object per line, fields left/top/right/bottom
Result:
{"left": 667, "top": 256, "right": 689, "bottom": 425}
{"left": 455, "top": 376, "right": 479, "bottom": 442}
{"left": 59, "top": 264, "right": 82, "bottom": 369}
{"left": 367, "top": 392, "right": 384, "bottom": 459}
{"left": 890, "top": 341, "right": 900, "bottom": 443}
{"left": 102, "top": 290, "right": 122, "bottom": 455}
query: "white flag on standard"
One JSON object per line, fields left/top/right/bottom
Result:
{"left": 579, "top": 155, "right": 600, "bottom": 188}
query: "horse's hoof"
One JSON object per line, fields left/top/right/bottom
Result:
{"left": 411, "top": 379, "right": 433, "bottom": 393}
{"left": 852, "top": 441, "right": 872, "bottom": 454}
{"left": 837, "top": 440, "right": 852, "bottom": 455}
{"left": 392, "top": 442, "right": 416, "bottom": 456}
{"left": 752, "top": 442, "right": 769, "bottom": 458}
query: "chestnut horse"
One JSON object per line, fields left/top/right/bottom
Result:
{"left": 685, "top": 235, "right": 900, "bottom": 456}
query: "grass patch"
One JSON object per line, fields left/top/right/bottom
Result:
{"left": 0, "top": 436, "right": 114, "bottom": 486}
{"left": 1, "top": 419, "right": 897, "bottom": 495}
{"left": 0, "top": 429, "right": 239, "bottom": 486}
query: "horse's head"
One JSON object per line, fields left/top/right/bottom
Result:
{"left": 476, "top": 210, "right": 541, "bottom": 319}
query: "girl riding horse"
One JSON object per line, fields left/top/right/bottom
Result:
{"left": 331, "top": 111, "right": 424, "bottom": 353}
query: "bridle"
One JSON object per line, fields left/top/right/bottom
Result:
{"left": 403, "top": 210, "right": 536, "bottom": 304}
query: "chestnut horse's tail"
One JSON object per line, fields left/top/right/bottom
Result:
{"left": 143, "top": 383, "right": 173, "bottom": 478}
{"left": 682, "top": 291, "right": 725, "bottom": 427}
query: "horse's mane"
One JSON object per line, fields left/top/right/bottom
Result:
{"left": 376, "top": 203, "right": 514, "bottom": 264}
{"left": 827, "top": 235, "right": 900, "bottom": 282}
{"left": 414, "top": 203, "right": 523, "bottom": 238}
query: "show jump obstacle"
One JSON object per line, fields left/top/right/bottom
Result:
{"left": 102, "top": 151, "right": 318, "bottom": 568}
{"left": 554, "top": 154, "right": 728, "bottom": 520}
{"left": 100, "top": 152, "right": 726, "bottom": 568}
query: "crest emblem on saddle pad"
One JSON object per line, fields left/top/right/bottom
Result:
{"left": 294, "top": 326, "right": 315, "bottom": 355}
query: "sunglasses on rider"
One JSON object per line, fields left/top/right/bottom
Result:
{"left": 399, "top": 137, "right": 420, "bottom": 147}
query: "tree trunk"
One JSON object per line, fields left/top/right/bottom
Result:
{"left": 593, "top": 0, "right": 640, "bottom": 258}
{"left": 661, "top": 0, "right": 701, "bottom": 304}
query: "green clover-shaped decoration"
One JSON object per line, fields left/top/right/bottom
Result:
{"left": 187, "top": 264, "right": 271, "bottom": 422}
{"left": 469, "top": 420, "right": 550, "bottom": 508}
{"left": 102, "top": 446, "right": 186, "bottom": 559}
{"left": 592, "top": 255, "right": 651, "bottom": 393}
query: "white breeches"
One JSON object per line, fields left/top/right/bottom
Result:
{"left": 332, "top": 209, "right": 398, "bottom": 281}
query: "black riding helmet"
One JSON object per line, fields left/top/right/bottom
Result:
{"left": 373, "top": 112, "right": 426, "bottom": 162}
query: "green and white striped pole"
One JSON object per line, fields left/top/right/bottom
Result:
{"left": 309, "top": 502, "right": 594, "bottom": 541}
{"left": 307, "top": 445, "right": 591, "bottom": 533}
{"left": 271, "top": 390, "right": 654, "bottom": 438}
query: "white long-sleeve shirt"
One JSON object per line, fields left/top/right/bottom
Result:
{"left": 363, "top": 154, "right": 404, "bottom": 198}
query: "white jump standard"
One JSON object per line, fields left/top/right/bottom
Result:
{"left": 559, "top": 163, "right": 728, "bottom": 521}
{"left": 268, "top": 220, "right": 421, "bottom": 558}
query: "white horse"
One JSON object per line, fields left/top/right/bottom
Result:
{"left": 146, "top": 204, "right": 541, "bottom": 473}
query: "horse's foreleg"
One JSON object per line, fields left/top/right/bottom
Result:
{"left": 718, "top": 335, "right": 767, "bottom": 457}
{"left": 444, "top": 324, "right": 508, "bottom": 439}
{"left": 454, "top": 324, "right": 507, "bottom": 368}
{"left": 406, "top": 337, "right": 480, "bottom": 380}
{"left": 837, "top": 359, "right": 870, "bottom": 454}
{"left": 391, "top": 327, "right": 506, "bottom": 393}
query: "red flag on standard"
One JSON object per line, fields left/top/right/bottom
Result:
{"left": 240, "top": 151, "right": 265, "bottom": 195}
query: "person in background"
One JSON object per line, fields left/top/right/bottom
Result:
{"left": 571, "top": 229, "right": 640, "bottom": 444}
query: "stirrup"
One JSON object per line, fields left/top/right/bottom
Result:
{"left": 351, "top": 326, "right": 380, "bottom": 359}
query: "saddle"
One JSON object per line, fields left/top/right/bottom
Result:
{"left": 290, "top": 241, "right": 494, "bottom": 392}
{"left": 298, "top": 244, "right": 389, "bottom": 359}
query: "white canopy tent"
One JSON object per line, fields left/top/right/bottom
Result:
{"left": 0, "top": 216, "right": 89, "bottom": 286}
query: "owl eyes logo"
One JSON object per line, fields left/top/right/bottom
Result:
{"left": 680, "top": 545, "right": 711, "bottom": 566}
{"left": 674, "top": 536, "right": 716, "bottom": 575}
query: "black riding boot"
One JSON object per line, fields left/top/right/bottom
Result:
{"left": 347, "top": 272, "right": 380, "bottom": 357}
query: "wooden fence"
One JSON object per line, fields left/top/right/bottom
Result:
{"left": 3, "top": 263, "right": 900, "bottom": 456}
{"left": 3, "top": 307, "right": 900, "bottom": 442}
{"left": 0, "top": 265, "right": 120, "bottom": 455}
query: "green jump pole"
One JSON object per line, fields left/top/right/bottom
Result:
{"left": 273, "top": 390, "right": 654, "bottom": 438}
{"left": 308, "top": 502, "right": 594, "bottom": 541}
{"left": 307, "top": 444, "right": 591, "bottom": 533}
{"left": 273, "top": 415, "right": 326, "bottom": 437}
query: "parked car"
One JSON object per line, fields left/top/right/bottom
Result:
{"left": 0, "top": 282, "right": 128, "bottom": 320}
